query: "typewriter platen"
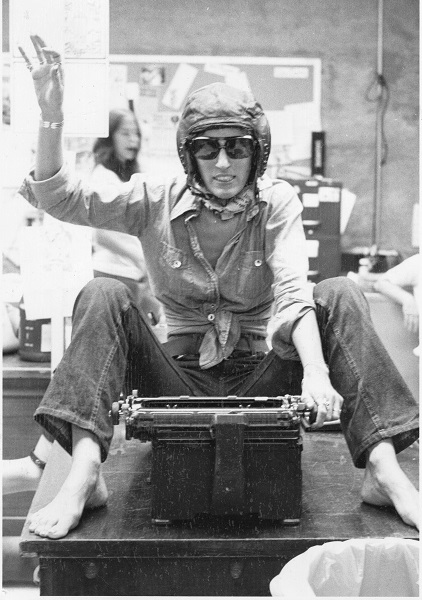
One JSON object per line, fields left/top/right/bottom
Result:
{"left": 112, "top": 394, "right": 312, "bottom": 524}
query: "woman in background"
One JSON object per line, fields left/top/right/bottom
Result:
{"left": 91, "top": 108, "right": 164, "bottom": 322}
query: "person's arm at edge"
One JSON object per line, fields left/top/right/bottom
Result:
{"left": 374, "top": 277, "right": 415, "bottom": 308}
{"left": 374, "top": 277, "right": 419, "bottom": 333}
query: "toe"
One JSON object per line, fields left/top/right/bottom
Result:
{"left": 29, "top": 510, "right": 60, "bottom": 535}
{"left": 28, "top": 516, "right": 41, "bottom": 532}
{"left": 47, "top": 515, "right": 78, "bottom": 539}
{"left": 35, "top": 528, "right": 49, "bottom": 538}
{"left": 46, "top": 525, "right": 68, "bottom": 539}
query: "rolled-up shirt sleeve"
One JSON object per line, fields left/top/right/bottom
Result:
{"left": 264, "top": 181, "right": 315, "bottom": 359}
{"left": 18, "top": 163, "right": 148, "bottom": 237}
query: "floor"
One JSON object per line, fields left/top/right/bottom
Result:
{"left": 2, "top": 586, "right": 39, "bottom": 599}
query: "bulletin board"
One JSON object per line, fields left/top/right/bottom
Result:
{"left": 108, "top": 55, "right": 321, "bottom": 178}
{"left": 3, "top": 49, "right": 321, "bottom": 182}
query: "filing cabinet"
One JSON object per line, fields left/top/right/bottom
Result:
{"left": 284, "top": 178, "right": 342, "bottom": 282}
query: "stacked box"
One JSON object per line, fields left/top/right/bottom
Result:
{"left": 284, "top": 178, "right": 342, "bottom": 282}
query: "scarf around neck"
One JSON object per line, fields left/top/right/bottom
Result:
{"left": 192, "top": 183, "right": 256, "bottom": 220}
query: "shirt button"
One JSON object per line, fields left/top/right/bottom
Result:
{"left": 207, "top": 313, "right": 215, "bottom": 322}
{"left": 172, "top": 260, "right": 182, "bottom": 269}
{"left": 254, "top": 259, "right": 263, "bottom": 267}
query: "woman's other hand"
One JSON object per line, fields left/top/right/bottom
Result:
{"left": 301, "top": 365, "right": 344, "bottom": 429}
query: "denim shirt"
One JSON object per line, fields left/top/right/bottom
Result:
{"left": 19, "top": 164, "right": 315, "bottom": 367}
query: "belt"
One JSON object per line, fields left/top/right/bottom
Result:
{"left": 163, "top": 333, "right": 268, "bottom": 358}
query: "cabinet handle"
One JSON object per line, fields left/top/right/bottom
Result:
{"left": 83, "top": 561, "right": 99, "bottom": 580}
{"left": 230, "top": 560, "right": 244, "bottom": 579}
{"left": 303, "top": 220, "right": 321, "bottom": 228}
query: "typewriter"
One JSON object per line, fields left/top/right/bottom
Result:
{"left": 111, "top": 393, "right": 313, "bottom": 524}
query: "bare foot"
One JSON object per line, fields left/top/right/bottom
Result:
{"left": 361, "top": 439, "right": 419, "bottom": 529}
{"left": 28, "top": 465, "right": 108, "bottom": 539}
{"left": 28, "top": 426, "right": 109, "bottom": 539}
{"left": 3, "top": 457, "right": 44, "bottom": 494}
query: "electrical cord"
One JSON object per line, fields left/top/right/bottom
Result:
{"left": 365, "top": 72, "right": 390, "bottom": 166}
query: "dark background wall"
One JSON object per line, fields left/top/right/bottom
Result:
{"left": 3, "top": 0, "right": 419, "bottom": 256}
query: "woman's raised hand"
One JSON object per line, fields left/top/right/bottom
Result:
{"left": 18, "top": 35, "right": 64, "bottom": 122}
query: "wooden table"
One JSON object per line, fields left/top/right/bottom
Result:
{"left": 20, "top": 424, "right": 419, "bottom": 596}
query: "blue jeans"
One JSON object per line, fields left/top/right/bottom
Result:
{"left": 34, "top": 277, "right": 418, "bottom": 468}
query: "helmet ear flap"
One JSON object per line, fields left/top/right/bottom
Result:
{"left": 182, "top": 140, "right": 205, "bottom": 187}
{"left": 254, "top": 114, "right": 271, "bottom": 178}
{"left": 247, "top": 142, "right": 260, "bottom": 185}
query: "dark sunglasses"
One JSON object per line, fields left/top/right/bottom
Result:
{"left": 189, "top": 135, "right": 255, "bottom": 160}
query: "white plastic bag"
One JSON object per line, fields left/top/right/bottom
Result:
{"left": 270, "top": 537, "right": 419, "bottom": 597}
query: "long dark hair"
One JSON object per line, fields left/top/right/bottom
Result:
{"left": 93, "top": 109, "right": 141, "bottom": 182}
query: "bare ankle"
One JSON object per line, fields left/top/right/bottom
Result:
{"left": 366, "top": 438, "right": 395, "bottom": 465}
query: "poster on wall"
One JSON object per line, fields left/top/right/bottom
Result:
{"left": 9, "top": 0, "right": 109, "bottom": 136}
{"left": 109, "top": 54, "right": 321, "bottom": 178}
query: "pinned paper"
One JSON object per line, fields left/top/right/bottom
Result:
{"left": 283, "top": 102, "right": 321, "bottom": 162}
{"left": 340, "top": 188, "right": 357, "bottom": 234}
{"left": 204, "top": 63, "right": 240, "bottom": 77}
{"left": 162, "top": 63, "right": 198, "bottom": 110}
{"left": 225, "top": 70, "right": 252, "bottom": 92}
{"left": 109, "top": 64, "right": 128, "bottom": 109}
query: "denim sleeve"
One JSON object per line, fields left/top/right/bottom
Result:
{"left": 17, "top": 163, "right": 150, "bottom": 237}
{"left": 264, "top": 181, "right": 315, "bottom": 357}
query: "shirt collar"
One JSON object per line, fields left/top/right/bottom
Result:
{"left": 170, "top": 189, "right": 199, "bottom": 221}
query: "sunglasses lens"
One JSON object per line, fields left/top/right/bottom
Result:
{"left": 225, "top": 137, "right": 255, "bottom": 158}
{"left": 190, "top": 136, "right": 255, "bottom": 160}
{"left": 190, "top": 138, "right": 220, "bottom": 159}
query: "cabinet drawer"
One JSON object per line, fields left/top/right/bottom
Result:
{"left": 39, "top": 555, "right": 292, "bottom": 596}
{"left": 304, "top": 235, "right": 341, "bottom": 282}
